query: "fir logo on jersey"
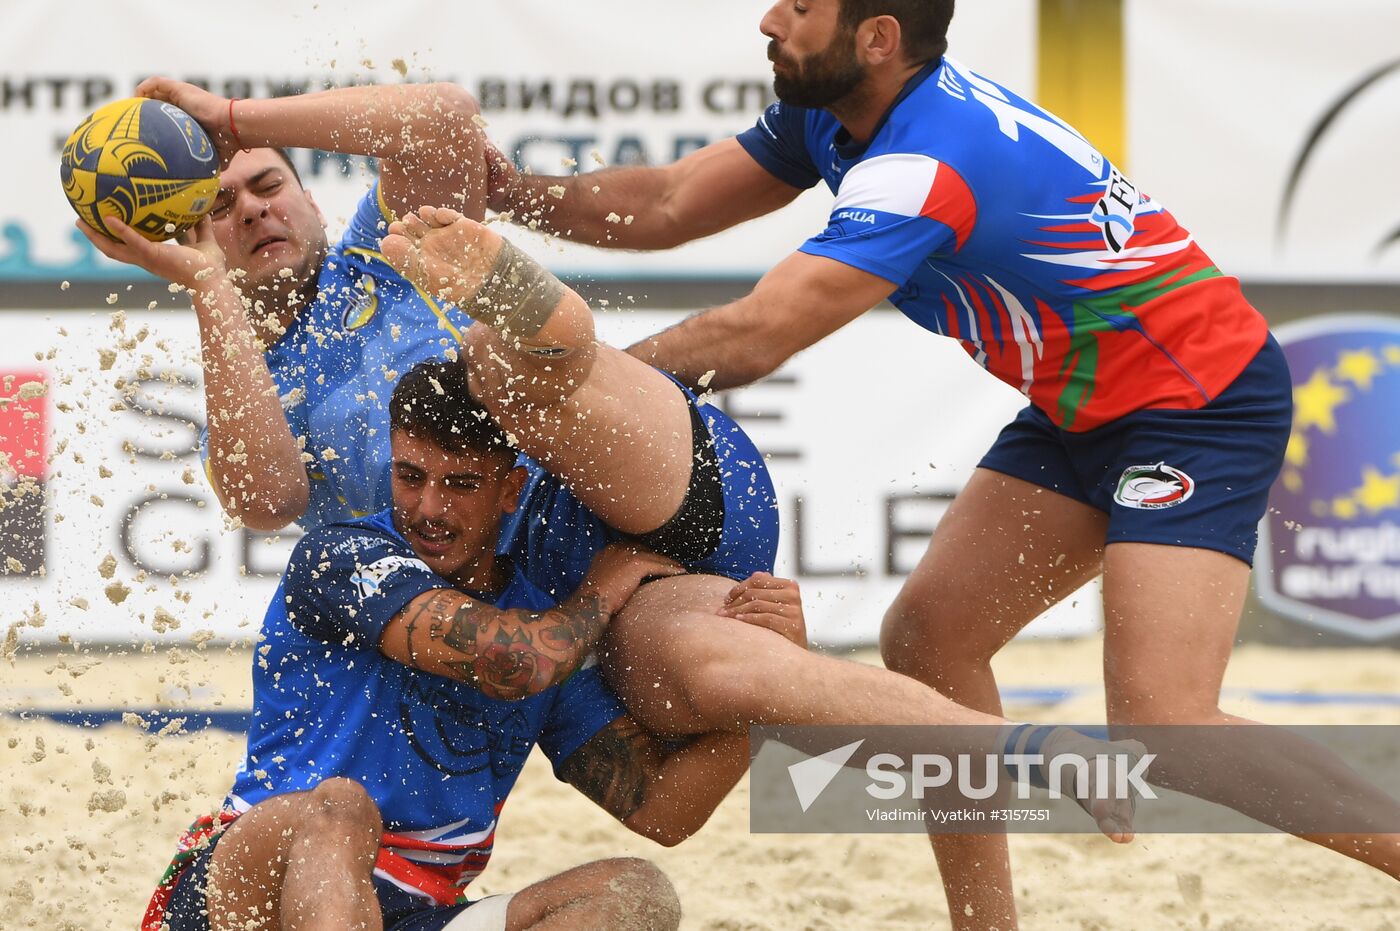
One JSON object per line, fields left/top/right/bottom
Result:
{"left": 1090, "top": 168, "right": 1140, "bottom": 254}
{"left": 1114, "top": 462, "right": 1195, "bottom": 509}
{"left": 341, "top": 276, "right": 379, "bottom": 331}
{"left": 351, "top": 554, "right": 430, "bottom": 599}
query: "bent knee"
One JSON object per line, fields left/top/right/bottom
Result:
{"left": 304, "top": 777, "right": 382, "bottom": 832}
{"left": 879, "top": 598, "right": 1002, "bottom": 678}
{"left": 600, "top": 858, "right": 681, "bottom": 931}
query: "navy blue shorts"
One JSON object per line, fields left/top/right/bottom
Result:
{"left": 162, "top": 833, "right": 485, "bottom": 930}
{"left": 978, "top": 335, "right": 1292, "bottom": 565}
{"left": 502, "top": 387, "right": 779, "bottom": 595}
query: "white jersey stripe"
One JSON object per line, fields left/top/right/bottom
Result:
{"left": 931, "top": 266, "right": 988, "bottom": 368}
{"left": 831, "top": 153, "right": 941, "bottom": 218}
{"left": 987, "top": 276, "right": 1043, "bottom": 396}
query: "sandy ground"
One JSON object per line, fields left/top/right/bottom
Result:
{"left": 2, "top": 639, "right": 1397, "bottom": 930}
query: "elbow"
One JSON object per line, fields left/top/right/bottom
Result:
{"left": 424, "top": 82, "right": 480, "bottom": 118}
{"left": 418, "top": 83, "right": 481, "bottom": 138}
{"left": 218, "top": 479, "right": 308, "bottom": 532}
{"left": 479, "top": 664, "right": 574, "bottom": 702}
{"left": 235, "top": 505, "right": 301, "bottom": 533}
{"left": 228, "top": 498, "right": 305, "bottom": 533}
{"left": 625, "top": 814, "right": 693, "bottom": 848}
{"left": 650, "top": 831, "right": 688, "bottom": 849}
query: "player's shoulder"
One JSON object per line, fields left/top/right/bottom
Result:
{"left": 289, "top": 510, "right": 403, "bottom": 568}
{"left": 339, "top": 182, "right": 396, "bottom": 250}
{"left": 874, "top": 59, "right": 983, "bottom": 159}
{"left": 753, "top": 99, "right": 840, "bottom": 150}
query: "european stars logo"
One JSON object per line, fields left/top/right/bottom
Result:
{"left": 1283, "top": 344, "right": 1400, "bottom": 519}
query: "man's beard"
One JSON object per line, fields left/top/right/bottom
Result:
{"left": 770, "top": 33, "right": 865, "bottom": 109}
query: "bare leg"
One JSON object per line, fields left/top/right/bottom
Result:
{"left": 603, "top": 573, "right": 1138, "bottom": 844}
{"left": 603, "top": 575, "right": 1011, "bottom": 737}
{"left": 381, "top": 211, "right": 691, "bottom": 534}
{"left": 506, "top": 857, "right": 681, "bottom": 930}
{"left": 879, "top": 469, "right": 1109, "bottom": 931}
{"left": 1102, "top": 542, "right": 1400, "bottom": 876}
{"left": 204, "top": 778, "right": 384, "bottom": 931}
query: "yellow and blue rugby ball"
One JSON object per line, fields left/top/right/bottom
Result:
{"left": 60, "top": 97, "right": 219, "bottom": 242}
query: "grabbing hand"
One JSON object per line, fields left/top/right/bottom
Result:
{"left": 77, "top": 215, "right": 227, "bottom": 291}
{"left": 484, "top": 141, "right": 522, "bottom": 215}
{"left": 718, "top": 572, "right": 807, "bottom": 648}
{"left": 582, "top": 543, "right": 685, "bottom": 615}
{"left": 135, "top": 76, "right": 241, "bottom": 168}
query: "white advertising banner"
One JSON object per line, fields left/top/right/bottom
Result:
{"left": 0, "top": 0, "right": 1034, "bottom": 283}
{"left": 0, "top": 305, "right": 1100, "bottom": 649}
{"left": 1126, "top": 0, "right": 1400, "bottom": 281}
{"left": 5, "top": 1, "right": 1396, "bottom": 284}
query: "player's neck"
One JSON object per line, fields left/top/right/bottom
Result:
{"left": 828, "top": 61, "right": 923, "bottom": 143}
{"left": 449, "top": 553, "right": 511, "bottom": 600}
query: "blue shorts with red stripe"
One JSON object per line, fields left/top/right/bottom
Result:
{"left": 977, "top": 334, "right": 1292, "bottom": 565}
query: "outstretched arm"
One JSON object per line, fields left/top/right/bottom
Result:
{"left": 488, "top": 138, "right": 803, "bottom": 249}
{"left": 377, "top": 544, "right": 681, "bottom": 700}
{"left": 136, "top": 77, "right": 486, "bottom": 221}
{"left": 627, "top": 250, "right": 898, "bottom": 391}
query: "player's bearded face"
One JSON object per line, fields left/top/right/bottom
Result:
{"left": 769, "top": 25, "right": 865, "bottom": 108}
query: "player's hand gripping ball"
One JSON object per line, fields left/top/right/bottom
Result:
{"left": 60, "top": 97, "right": 219, "bottom": 242}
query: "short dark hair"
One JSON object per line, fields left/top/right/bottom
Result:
{"left": 839, "top": 0, "right": 954, "bottom": 65}
{"left": 268, "top": 147, "right": 305, "bottom": 187}
{"left": 389, "top": 360, "right": 516, "bottom": 462}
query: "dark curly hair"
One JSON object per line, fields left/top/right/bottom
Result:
{"left": 389, "top": 359, "right": 516, "bottom": 461}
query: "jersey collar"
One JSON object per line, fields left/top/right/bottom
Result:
{"left": 832, "top": 56, "right": 943, "bottom": 161}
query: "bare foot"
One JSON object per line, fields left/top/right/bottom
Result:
{"left": 380, "top": 206, "right": 503, "bottom": 306}
{"left": 1042, "top": 728, "right": 1147, "bottom": 843}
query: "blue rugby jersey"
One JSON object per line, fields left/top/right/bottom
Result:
{"left": 200, "top": 185, "right": 474, "bottom": 527}
{"left": 226, "top": 509, "right": 624, "bottom": 910}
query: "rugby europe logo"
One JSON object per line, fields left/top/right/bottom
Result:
{"left": 1113, "top": 462, "right": 1195, "bottom": 510}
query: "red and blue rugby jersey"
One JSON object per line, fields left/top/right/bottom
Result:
{"left": 737, "top": 58, "right": 1267, "bottom": 431}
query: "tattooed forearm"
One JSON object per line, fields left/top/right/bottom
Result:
{"left": 399, "top": 589, "right": 457, "bottom": 673}
{"left": 396, "top": 590, "right": 609, "bottom": 700}
{"left": 559, "top": 717, "right": 661, "bottom": 821}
